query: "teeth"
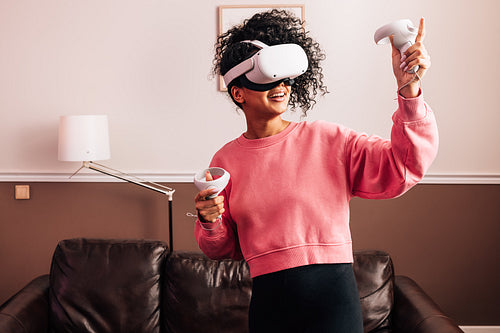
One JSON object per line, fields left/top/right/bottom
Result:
{"left": 269, "top": 92, "right": 285, "bottom": 98}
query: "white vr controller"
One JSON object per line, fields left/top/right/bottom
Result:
{"left": 374, "top": 19, "right": 419, "bottom": 74}
{"left": 194, "top": 167, "right": 230, "bottom": 199}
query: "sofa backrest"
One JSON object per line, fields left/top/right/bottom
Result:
{"left": 47, "top": 239, "right": 394, "bottom": 333}
{"left": 49, "top": 238, "right": 168, "bottom": 333}
{"left": 354, "top": 250, "right": 394, "bottom": 332}
{"left": 162, "top": 252, "right": 251, "bottom": 333}
{"left": 163, "top": 250, "right": 394, "bottom": 333}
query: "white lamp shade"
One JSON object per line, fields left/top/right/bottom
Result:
{"left": 58, "top": 115, "right": 111, "bottom": 161}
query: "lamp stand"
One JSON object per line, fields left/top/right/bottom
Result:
{"left": 71, "top": 161, "right": 175, "bottom": 251}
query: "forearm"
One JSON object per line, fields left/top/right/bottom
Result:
{"left": 195, "top": 217, "right": 243, "bottom": 260}
{"left": 390, "top": 92, "right": 439, "bottom": 186}
{"left": 348, "top": 92, "right": 438, "bottom": 198}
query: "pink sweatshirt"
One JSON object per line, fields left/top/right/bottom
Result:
{"left": 195, "top": 92, "right": 438, "bottom": 278}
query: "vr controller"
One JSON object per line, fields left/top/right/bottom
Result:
{"left": 374, "top": 19, "right": 419, "bottom": 73}
{"left": 194, "top": 167, "right": 230, "bottom": 199}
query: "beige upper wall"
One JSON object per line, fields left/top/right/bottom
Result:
{"left": 0, "top": 0, "right": 499, "bottom": 176}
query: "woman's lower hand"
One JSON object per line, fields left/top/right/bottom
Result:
{"left": 195, "top": 189, "right": 225, "bottom": 223}
{"left": 195, "top": 170, "right": 225, "bottom": 223}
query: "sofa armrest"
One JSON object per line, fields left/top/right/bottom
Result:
{"left": 0, "top": 275, "right": 49, "bottom": 333}
{"left": 392, "top": 276, "right": 463, "bottom": 333}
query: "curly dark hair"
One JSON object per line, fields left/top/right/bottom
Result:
{"left": 213, "top": 9, "right": 328, "bottom": 115}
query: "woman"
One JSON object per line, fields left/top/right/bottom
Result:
{"left": 194, "top": 10, "right": 437, "bottom": 332}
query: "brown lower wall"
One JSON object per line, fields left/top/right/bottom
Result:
{"left": 0, "top": 182, "right": 499, "bottom": 325}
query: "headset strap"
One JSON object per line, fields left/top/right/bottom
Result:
{"left": 222, "top": 40, "right": 269, "bottom": 87}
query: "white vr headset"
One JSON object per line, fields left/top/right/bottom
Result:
{"left": 223, "top": 40, "right": 309, "bottom": 91}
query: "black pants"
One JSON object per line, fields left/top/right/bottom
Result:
{"left": 249, "top": 263, "right": 363, "bottom": 333}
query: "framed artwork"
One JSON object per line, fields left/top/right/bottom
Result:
{"left": 217, "top": 4, "right": 305, "bottom": 91}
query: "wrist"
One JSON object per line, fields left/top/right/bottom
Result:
{"left": 399, "top": 83, "right": 420, "bottom": 98}
{"left": 198, "top": 217, "right": 223, "bottom": 231}
{"left": 197, "top": 210, "right": 210, "bottom": 223}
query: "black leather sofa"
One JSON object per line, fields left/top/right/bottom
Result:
{"left": 0, "top": 238, "right": 463, "bottom": 332}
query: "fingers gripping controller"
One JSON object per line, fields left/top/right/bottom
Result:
{"left": 374, "top": 19, "right": 419, "bottom": 73}
{"left": 194, "top": 168, "right": 230, "bottom": 224}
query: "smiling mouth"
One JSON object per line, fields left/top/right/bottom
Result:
{"left": 268, "top": 92, "right": 286, "bottom": 98}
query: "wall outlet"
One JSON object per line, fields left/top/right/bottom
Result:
{"left": 15, "top": 185, "right": 30, "bottom": 200}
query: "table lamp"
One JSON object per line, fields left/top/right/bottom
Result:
{"left": 58, "top": 115, "right": 175, "bottom": 251}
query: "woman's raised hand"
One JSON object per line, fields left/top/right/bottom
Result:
{"left": 390, "top": 17, "right": 431, "bottom": 98}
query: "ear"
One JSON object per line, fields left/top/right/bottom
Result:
{"left": 230, "top": 86, "right": 245, "bottom": 104}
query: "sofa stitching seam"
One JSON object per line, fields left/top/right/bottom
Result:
{"left": 0, "top": 312, "right": 27, "bottom": 332}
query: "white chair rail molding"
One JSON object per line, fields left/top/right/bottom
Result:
{"left": 460, "top": 327, "right": 500, "bottom": 333}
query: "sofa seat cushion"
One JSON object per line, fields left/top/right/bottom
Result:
{"left": 163, "top": 252, "right": 252, "bottom": 333}
{"left": 49, "top": 238, "right": 168, "bottom": 333}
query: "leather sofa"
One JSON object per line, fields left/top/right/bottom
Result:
{"left": 0, "top": 238, "right": 463, "bottom": 333}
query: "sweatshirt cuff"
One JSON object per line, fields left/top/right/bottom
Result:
{"left": 396, "top": 88, "right": 428, "bottom": 122}
{"left": 196, "top": 218, "right": 224, "bottom": 235}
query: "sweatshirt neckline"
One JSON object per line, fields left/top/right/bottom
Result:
{"left": 236, "top": 122, "right": 300, "bottom": 148}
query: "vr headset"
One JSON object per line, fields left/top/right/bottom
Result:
{"left": 223, "top": 40, "right": 309, "bottom": 91}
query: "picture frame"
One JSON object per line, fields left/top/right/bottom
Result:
{"left": 217, "top": 4, "right": 305, "bottom": 91}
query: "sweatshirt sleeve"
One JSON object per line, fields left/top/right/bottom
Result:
{"left": 194, "top": 175, "right": 244, "bottom": 261}
{"left": 345, "top": 91, "right": 439, "bottom": 199}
